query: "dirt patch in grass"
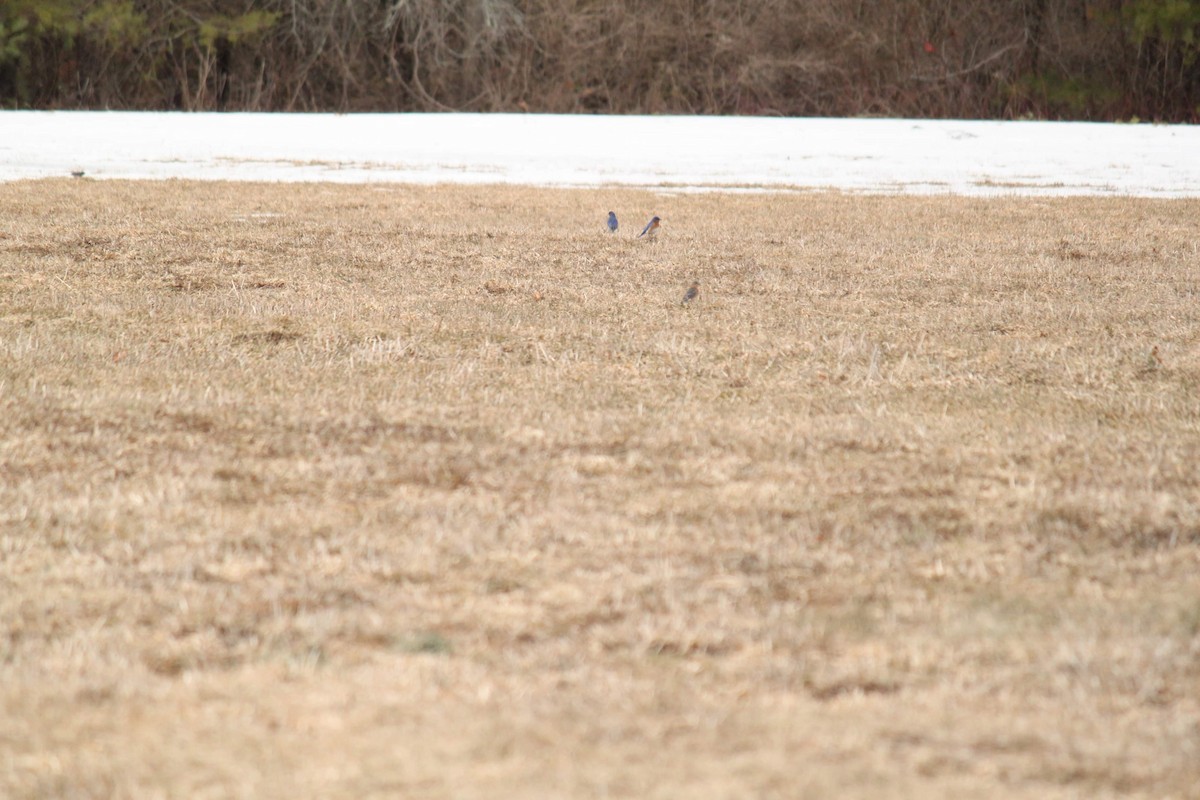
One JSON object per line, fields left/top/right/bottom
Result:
{"left": 1, "top": 180, "right": 1198, "bottom": 799}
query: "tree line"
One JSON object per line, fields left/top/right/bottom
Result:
{"left": 1, "top": 0, "right": 1198, "bottom": 121}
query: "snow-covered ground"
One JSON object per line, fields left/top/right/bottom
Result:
{"left": 1, "top": 111, "right": 1196, "bottom": 196}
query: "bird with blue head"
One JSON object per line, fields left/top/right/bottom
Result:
{"left": 638, "top": 215, "right": 661, "bottom": 239}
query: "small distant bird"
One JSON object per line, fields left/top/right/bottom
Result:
{"left": 638, "top": 215, "right": 661, "bottom": 239}
{"left": 681, "top": 280, "right": 699, "bottom": 306}
{"left": 70, "top": 170, "right": 85, "bottom": 178}
{"left": 607, "top": 211, "right": 618, "bottom": 233}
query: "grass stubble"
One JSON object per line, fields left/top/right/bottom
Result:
{"left": 0, "top": 180, "right": 1198, "bottom": 799}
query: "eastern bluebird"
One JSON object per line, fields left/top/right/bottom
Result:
{"left": 638, "top": 215, "right": 661, "bottom": 238}
{"left": 681, "top": 280, "right": 699, "bottom": 306}
{"left": 607, "top": 211, "right": 618, "bottom": 233}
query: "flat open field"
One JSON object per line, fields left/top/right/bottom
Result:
{"left": 1, "top": 180, "right": 1198, "bottom": 799}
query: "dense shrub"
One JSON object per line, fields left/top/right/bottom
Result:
{"left": 0, "top": 0, "right": 1197, "bottom": 120}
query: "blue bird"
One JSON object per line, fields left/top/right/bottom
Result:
{"left": 638, "top": 215, "right": 661, "bottom": 239}
{"left": 607, "top": 211, "right": 618, "bottom": 233}
{"left": 681, "top": 280, "right": 699, "bottom": 306}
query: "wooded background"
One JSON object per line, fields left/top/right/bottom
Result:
{"left": 1, "top": 0, "right": 1198, "bottom": 120}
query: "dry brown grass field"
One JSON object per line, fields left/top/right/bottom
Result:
{"left": 1, "top": 179, "right": 1199, "bottom": 798}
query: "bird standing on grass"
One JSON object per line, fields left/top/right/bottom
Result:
{"left": 638, "top": 215, "right": 661, "bottom": 239}
{"left": 607, "top": 211, "right": 618, "bottom": 233}
{"left": 681, "top": 280, "right": 699, "bottom": 306}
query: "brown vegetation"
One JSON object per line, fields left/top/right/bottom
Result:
{"left": 1, "top": 180, "right": 1199, "bottom": 797}
{"left": 1, "top": 0, "right": 1199, "bottom": 119}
